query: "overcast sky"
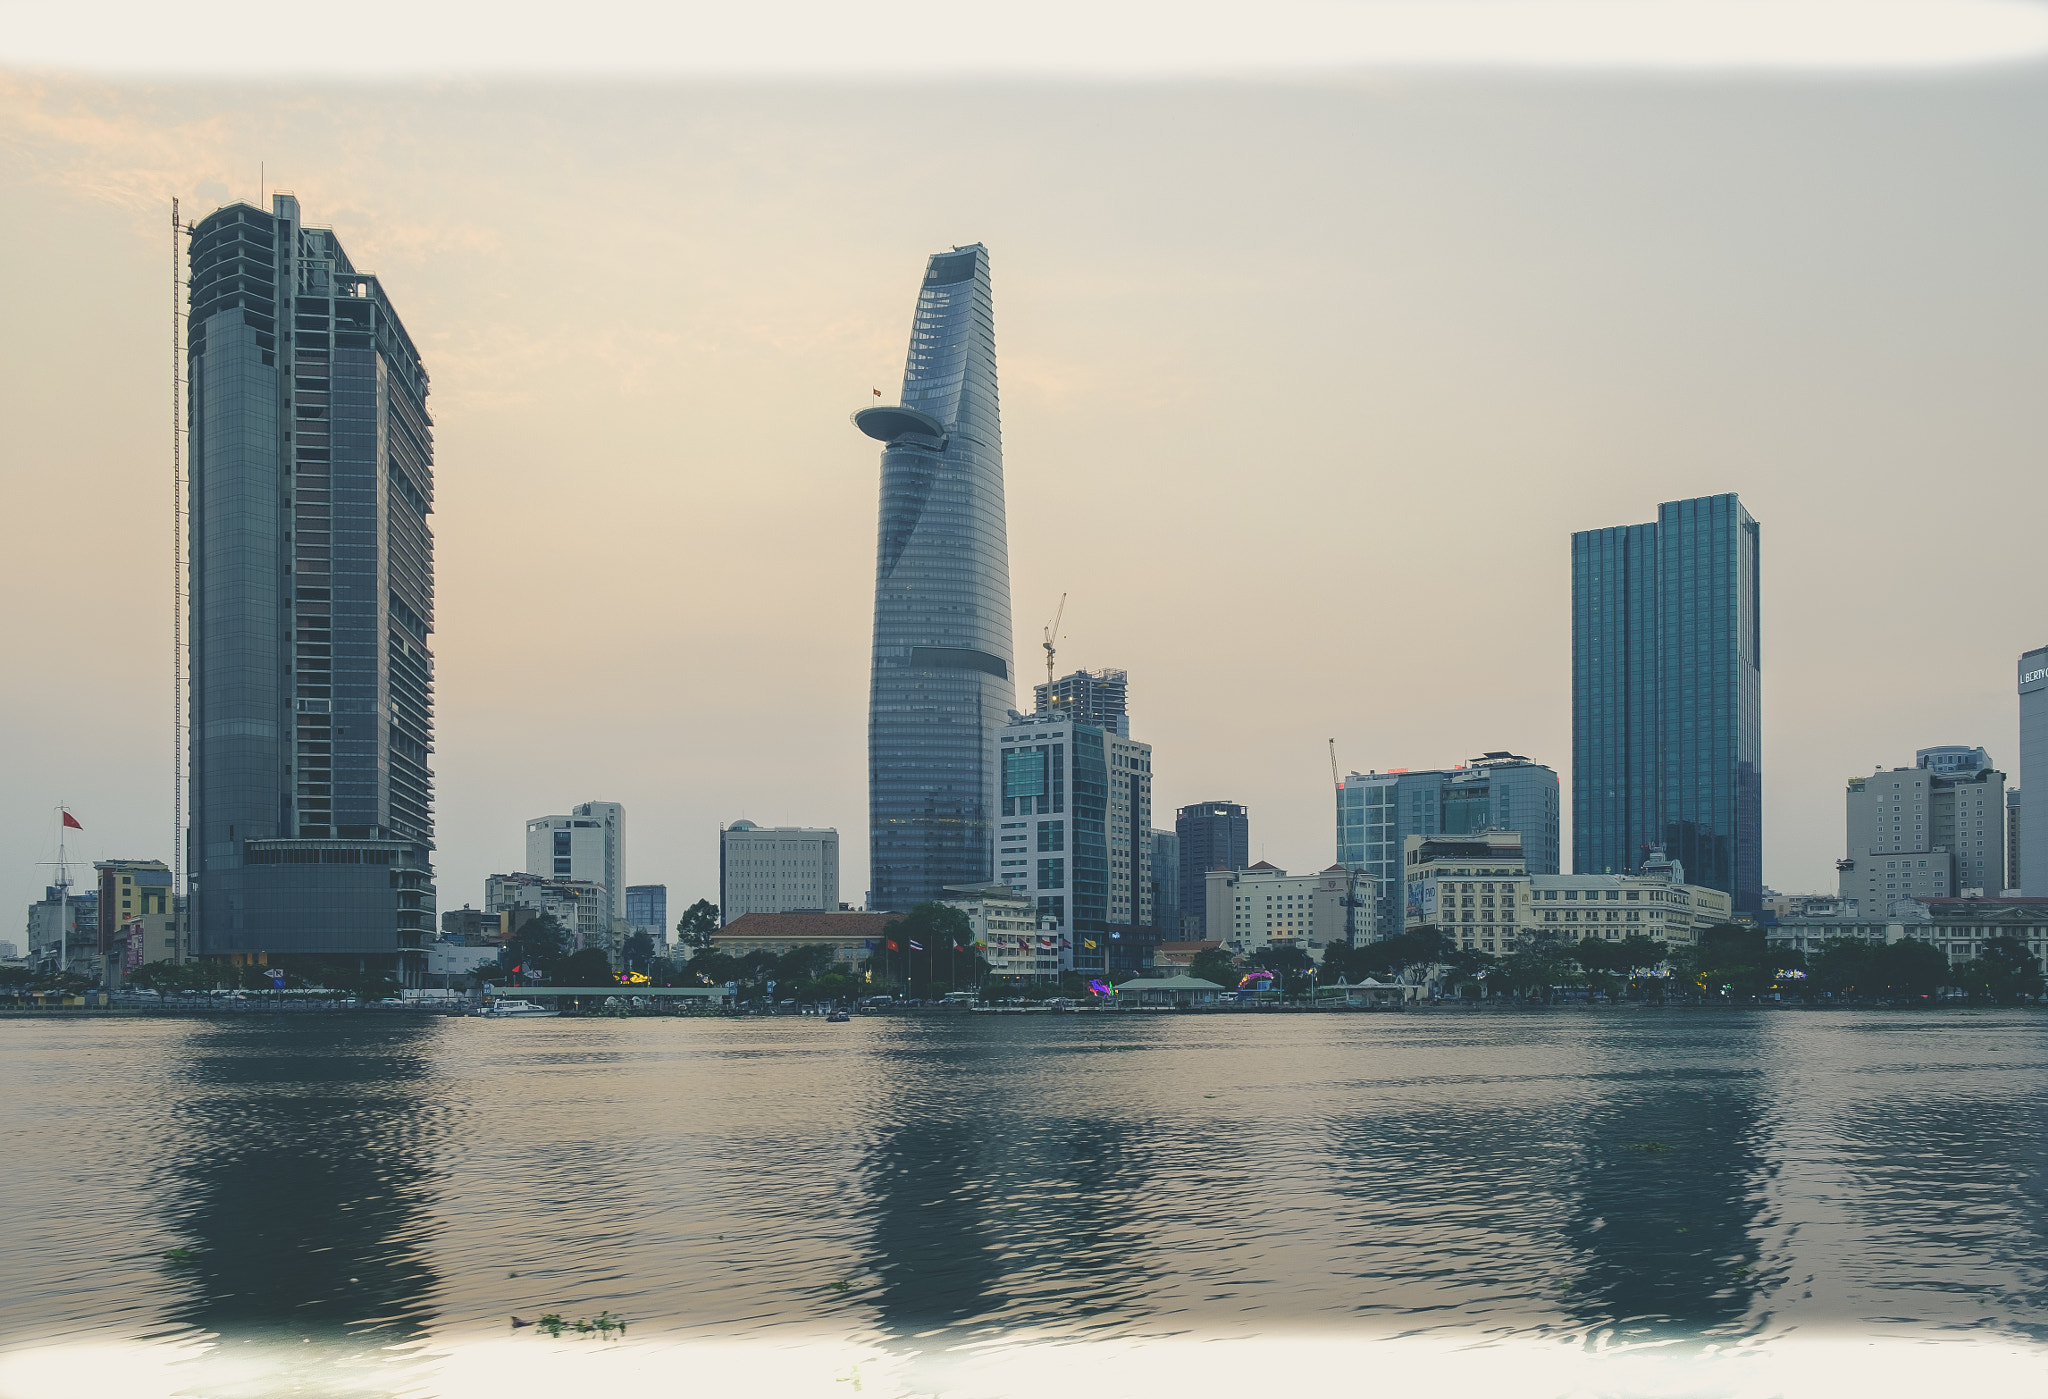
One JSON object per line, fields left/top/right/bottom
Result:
{"left": 4, "top": 9, "right": 2047, "bottom": 931}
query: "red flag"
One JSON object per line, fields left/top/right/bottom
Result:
{"left": 872, "top": 388, "right": 882, "bottom": 397}
{"left": 61, "top": 812, "right": 82, "bottom": 830}
{"left": 886, "top": 940, "right": 899, "bottom": 951}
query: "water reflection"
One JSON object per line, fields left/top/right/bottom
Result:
{"left": 1556, "top": 1074, "right": 1770, "bottom": 1335}
{"left": 156, "top": 1019, "right": 450, "bottom": 1380}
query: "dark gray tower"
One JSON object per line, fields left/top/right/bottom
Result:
{"left": 856, "top": 245, "right": 1014, "bottom": 911}
{"left": 187, "top": 194, "right": 436, "bottom": 975}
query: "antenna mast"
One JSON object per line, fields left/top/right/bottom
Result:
{"left": 172, "top": 199, "right": 185, "bottom": 904}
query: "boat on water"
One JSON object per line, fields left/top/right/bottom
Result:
{"left": 477, "top": 999, "right": 560, "bottom": 1019}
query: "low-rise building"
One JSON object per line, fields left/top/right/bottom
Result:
{"left": 96, "top": 860, "right": 186, "bottom": 968}
{"left": 26, "top": 886, "right": 99, "bottom": 978}
{"left": 710, "top": 910, "right": 900, "bottom": 972}
{"left": 1526, "top": 856, "right": 1732, "bottom": 948}
{"left": 942, "top": 883, "right": 1057, "bottom": 979}
{"left": 1207, "top": 862, "right": 1335, "bottom": 954}
{"left": 1402, "top": 832, "right": 1529, "bottom": 955}
{"left": 1769, "top": 896, "right": 2048, "bottom": 972}
{"left": 1153, "top": 940, "right": 1222, "bottom": 974}
{"left": 484, "top": 872, "right": 609, "bottom": 952}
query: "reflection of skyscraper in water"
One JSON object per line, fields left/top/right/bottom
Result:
{"left": 856, "top": 245, "right": 1015, "bottom": 911}
{"left": 163, "top": 1022, "right": 443, "bottom": 1359}
{"left": 1573, "top": 494, "right": 1761, "bottom": 913}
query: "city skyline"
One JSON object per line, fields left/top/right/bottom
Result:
{"left": 6, "top": 77, "right": 2048, "bottom": 929}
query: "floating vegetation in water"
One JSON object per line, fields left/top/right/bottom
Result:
{"left": 532, "top": 1310, "right": 627, "bottom": 1339}
{"left": 1627, "top": 1141, "right": 1672, "bottom": 1154}
{"left": 161, "top": 1247, "right": 198, "bottom": 1263}
{"left": 825, "top": 1280, "right": 852, "bottom": 1293}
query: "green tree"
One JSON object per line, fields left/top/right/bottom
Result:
{"left": 505, "top": 913, "right": 571, "bottom": 982}
{"left": 1186, "top": 945, "right": 1240, "bottom": 989}
{"left": 1317, "top": 940, "right": 1378, "bottom": 985}
{"left": 557, "top": 947, "right": 615, "bottom": 986}
{"left": 0, "top": 965, "right": 34, "bottom": 992}
{"left": 1955, "top": 937, "right": 2046, "bottom": 1005}
{"left": 1439, "top": 947, "right": 1497, "bottom": 999}
{"left": 675, "top": 899, "right": 721, "bottom": 950}
{"left": 313, "top": 962, "right": 400, "bottom": 1002}
{"left": 875, "top": 903, "right": 976, "bottom": 992}
{"left": 1246, "top": 943, "right": 1314, "bottom": 996}
{"left": 1872, "top": 938, "right": 1949, "bottom": 1001}
{"left": 1682, "top": 922, "right": 1774, "bottom": 1000}
{"left": 1807, "top": 937, "right": 1880, "bottom": 998}
{"left": 623, "top": 930, "right": 657, "bottom": 973}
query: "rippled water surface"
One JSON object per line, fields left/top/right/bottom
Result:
{"left": 3, "top": 1007, "right": 2045, "bottom": 1398}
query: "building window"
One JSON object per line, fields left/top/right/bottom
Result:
{"left": 1037, "top": 859, "right": 1065, "bottom": 890}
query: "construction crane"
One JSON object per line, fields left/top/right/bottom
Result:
{"left": 1042, "top": 592, "right": 1067, "bottom": 692}
{"left": 1331, "top": 738, "right": 1364, "bottom": 948}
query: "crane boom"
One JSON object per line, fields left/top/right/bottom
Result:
{"left": 1042, "top": 592, "right": 1067, "bottom": 690}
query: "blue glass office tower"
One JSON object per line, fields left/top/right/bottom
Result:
{"left": 1572, "top": 494, "right": 1761, "bottom": 912}
{"left": 188, "top": 195, "right": 436, "bottom": 974}
{"left": 856, "top": 245, "right": 1014, "bottom": 910}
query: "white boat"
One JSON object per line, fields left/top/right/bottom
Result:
{"left": 478, "top": 998, "right": 560, "bottom": 1018}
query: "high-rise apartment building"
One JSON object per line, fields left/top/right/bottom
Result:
{"left": 1035, "top": 668, "right": 1130, "bottom": 736}
{"left": 856, "top": 244, "right": 1014, "bottom": 910}
{"left": 1175, "top": 801, "right": 1249, "bottom": 939}
{"left": 1336, "top": 753, "right": 1560, "bottom": 933}
{"left": 718, "top": 823, "right": 840, "bottom": 922}
{"left": 625, "top": 884, "right": 667, "bottom": 950}
{"left": 2022, "top": 647, "right": 2048, "bottom": 896}
{"left": 1572, "top": 494, "right": 1762, "bottom": 912}
{"left": 995, "top": 711, "right": 1152, "bottom": 973}
{"left": 525, "top": 803, "right": 625, "bottom": 919}
{"left": 187, "top": 195, "right": 437, "bottom": 972}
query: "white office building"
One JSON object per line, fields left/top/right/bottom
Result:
{"left": 526, "top": 802, "right": 626, "bottom": 920}
{"left": 719, "top": 822, "right": 840, "bottom": 923}
{"left": 1206, "top": 863, "right": 1362, "bottom": 955}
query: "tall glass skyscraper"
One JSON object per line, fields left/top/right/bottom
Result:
{"left": 1572, "top": 494, "right": 1761, "bottom": 913}
{"left": 188, "top": 195, "right": 437, "bottom": 973}
{"left": 856, "top": 245, "right": 1014, "bottom": 910}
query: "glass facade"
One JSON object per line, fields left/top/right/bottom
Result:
{"left": 858, "top": 245, "right": 1014, "bottom": 910}
{"left": 1572, "top": 494, "right": 1760, "bottom": 913}
{"left": 1336, "top": 759, "right": 1559, "bottom": 935}
{"left": 188, "top": 195, "right": 436, "bottom": 970}
{"left": 1174, "top": 802, "right": 1249, "bottom": 938}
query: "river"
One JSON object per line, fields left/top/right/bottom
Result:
{"left": 1, "top": 1007, "right": 2043, "bottom": 1398}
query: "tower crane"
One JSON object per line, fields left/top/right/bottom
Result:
{"left": 1042, "top": 592, "right": 1067, "bottom": 692}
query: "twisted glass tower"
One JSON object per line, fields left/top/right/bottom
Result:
{"left": 856, "top": 245, "right": 1014, "bottom": 910}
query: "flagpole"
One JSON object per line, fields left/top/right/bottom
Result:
{"left": 57, "top": 807, "right": 69, "bottom": 981}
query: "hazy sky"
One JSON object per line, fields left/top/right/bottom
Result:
{"left": 4, "top": 21, "right": 2047, "bottom": 932}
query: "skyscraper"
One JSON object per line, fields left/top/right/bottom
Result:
{"left": 856, "top": 245, "right": 1014, "bottom": 910}
{"left": 1175, "top": 801, "right": 1249, "bottom": 938}
{"left": 1572, "top": 494, "right": 1761, "bottom": 912}
{"left": 2020, "top": 646, "right": 2048, "bottom": 895}
{"left": 187, "top": 194, "right": 437, "bottom": 973}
